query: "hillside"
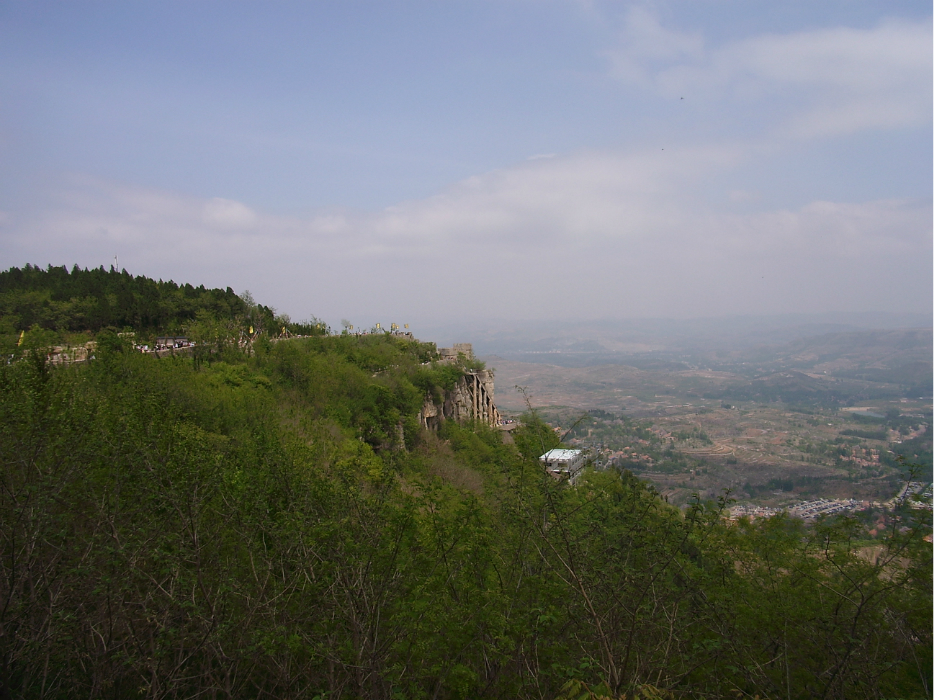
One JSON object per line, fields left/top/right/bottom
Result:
{"left": 0, "top": 264, "right": 329, "bottom": 355}
{"left": 0, "top": 269, "right": 930, "bottom": 699}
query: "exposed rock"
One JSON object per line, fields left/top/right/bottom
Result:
{"left": 420, "top": 344, "right": 501, "bottom": 429}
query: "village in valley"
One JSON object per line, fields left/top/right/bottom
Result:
{"left": 483, "top": 326, "right": 933, "bottom": 526}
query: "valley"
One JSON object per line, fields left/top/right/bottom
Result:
{"left": 484, "top": 326, "right": 932, "bottom": 509}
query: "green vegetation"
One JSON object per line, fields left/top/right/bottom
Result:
{"left": 841, "top": 428, "right": 889, "bottom": 440}
{"left": 671, "top": 427, "right": 712, "bottom": 445}
{"left": 0, "top": 337, "right": 929, "bottom": 699}
{"left": 0, "top": 268, "right": 930, "bottom": 698}
{"left": 0, "top": 264, "right": 326, "bottom": 353}
{"left": 551, "top": 409, "right": 708, "bottom": 477}
{"left": 744, "top": 475, "right": 827, "bottom": 497}
{"left": 0, "top": 264, "right": 246, "bottom": 334}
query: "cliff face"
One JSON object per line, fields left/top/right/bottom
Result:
{"left": 419, "top": 369, "right": 500, "bottom": 430}
{"left": 419, "top": 343, "right": 500, "bottom": 429}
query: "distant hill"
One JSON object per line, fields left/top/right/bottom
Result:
{"left": 422, "top": 312, "right": 931, "bottom": 358}
{"left": 718, "top": 328, "right": 932, "bottom": 399}
{"left": 485, "top": 326, "right": 932, "bottom": 411}
{"left": 732, "top": 328, "right": 931, "bottom": 368}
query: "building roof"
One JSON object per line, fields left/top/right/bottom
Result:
{"left": 540, "top": 448, "right": 582, "bottom": 462}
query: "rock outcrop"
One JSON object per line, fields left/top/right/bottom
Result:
{"left": 419, "top": 344, "right": 501, "bottom": 430}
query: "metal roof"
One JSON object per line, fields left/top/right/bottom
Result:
{"left": 540, "top": 449, "right": 582, "bottom": 461}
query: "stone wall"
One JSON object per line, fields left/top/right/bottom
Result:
{"left": 419, "top": 343, "right": 501, "bottom": 430}
{"left": 437, "top": 342, "right": 474, "bottom": 363}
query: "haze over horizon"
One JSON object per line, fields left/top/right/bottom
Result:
{"left": 1, "top": 1, "right": 931, "bottom": 329}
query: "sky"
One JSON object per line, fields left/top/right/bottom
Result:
{"left": 0, "top": 1, "right": 931, "bottom": 331}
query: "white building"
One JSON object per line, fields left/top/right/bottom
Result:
{"left": 540, "top": 448, "right": 585, "bottom": 483}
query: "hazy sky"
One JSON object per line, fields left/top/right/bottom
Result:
{"left": 1, "top": 1, "right": 931, "bottom": 329}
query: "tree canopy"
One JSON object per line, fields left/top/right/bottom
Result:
{"left": 0, "top": 267, "right": 929, "bottom": 699}
{"left": 0, "top": 264, "right": 247, "bottom": 335}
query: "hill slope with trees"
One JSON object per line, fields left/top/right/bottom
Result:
{"left": 0, "top": 264, "right": 325, "bottom": 353}
{"left": 0, "top": 267, "right": 930, "bottom": 699}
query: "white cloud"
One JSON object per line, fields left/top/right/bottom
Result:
{"left": 2, "top": 150, "right": 929, "bottom": 323}
{"left": 0, "top": 4, "right": 926, "bottom": 332}
{"left": 605, "top": 6, "right": 704, "bottom": 87}
{"left": 202, "top": 198, "right": 257, "bottom": 228}
{"left": 722, "top": 21, "right": 928, "bottom": 90}
{"left": 607, "top": 14, "right": 932, "bottom": 137}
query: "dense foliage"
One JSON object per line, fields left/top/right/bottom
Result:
{"left": 0, "top": 264, "right": 248, "bottom": 335}
{"left": 0, "top": 265, "right": 329, "bottom": 350}
{"left": 0, "top": 332, "right": 929, "bottom": 700}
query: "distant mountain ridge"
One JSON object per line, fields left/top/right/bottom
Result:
{"left": 484, "top": 326, "right": 932, "bottom": 412}
{"left": 420, "top": 312, "right": 931, "bottom": 356}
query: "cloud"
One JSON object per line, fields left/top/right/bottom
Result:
{"left": 604, "top": 7, "right": 704, "bottom": 87}
{"left": 606, "top": 13, "right": 932, "bottom": 137}
{"left": 2, "top": 150, "right": 929, "bottom": 323}
{"left": 202, "top": 198, "right": 257, "bottom": 228}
